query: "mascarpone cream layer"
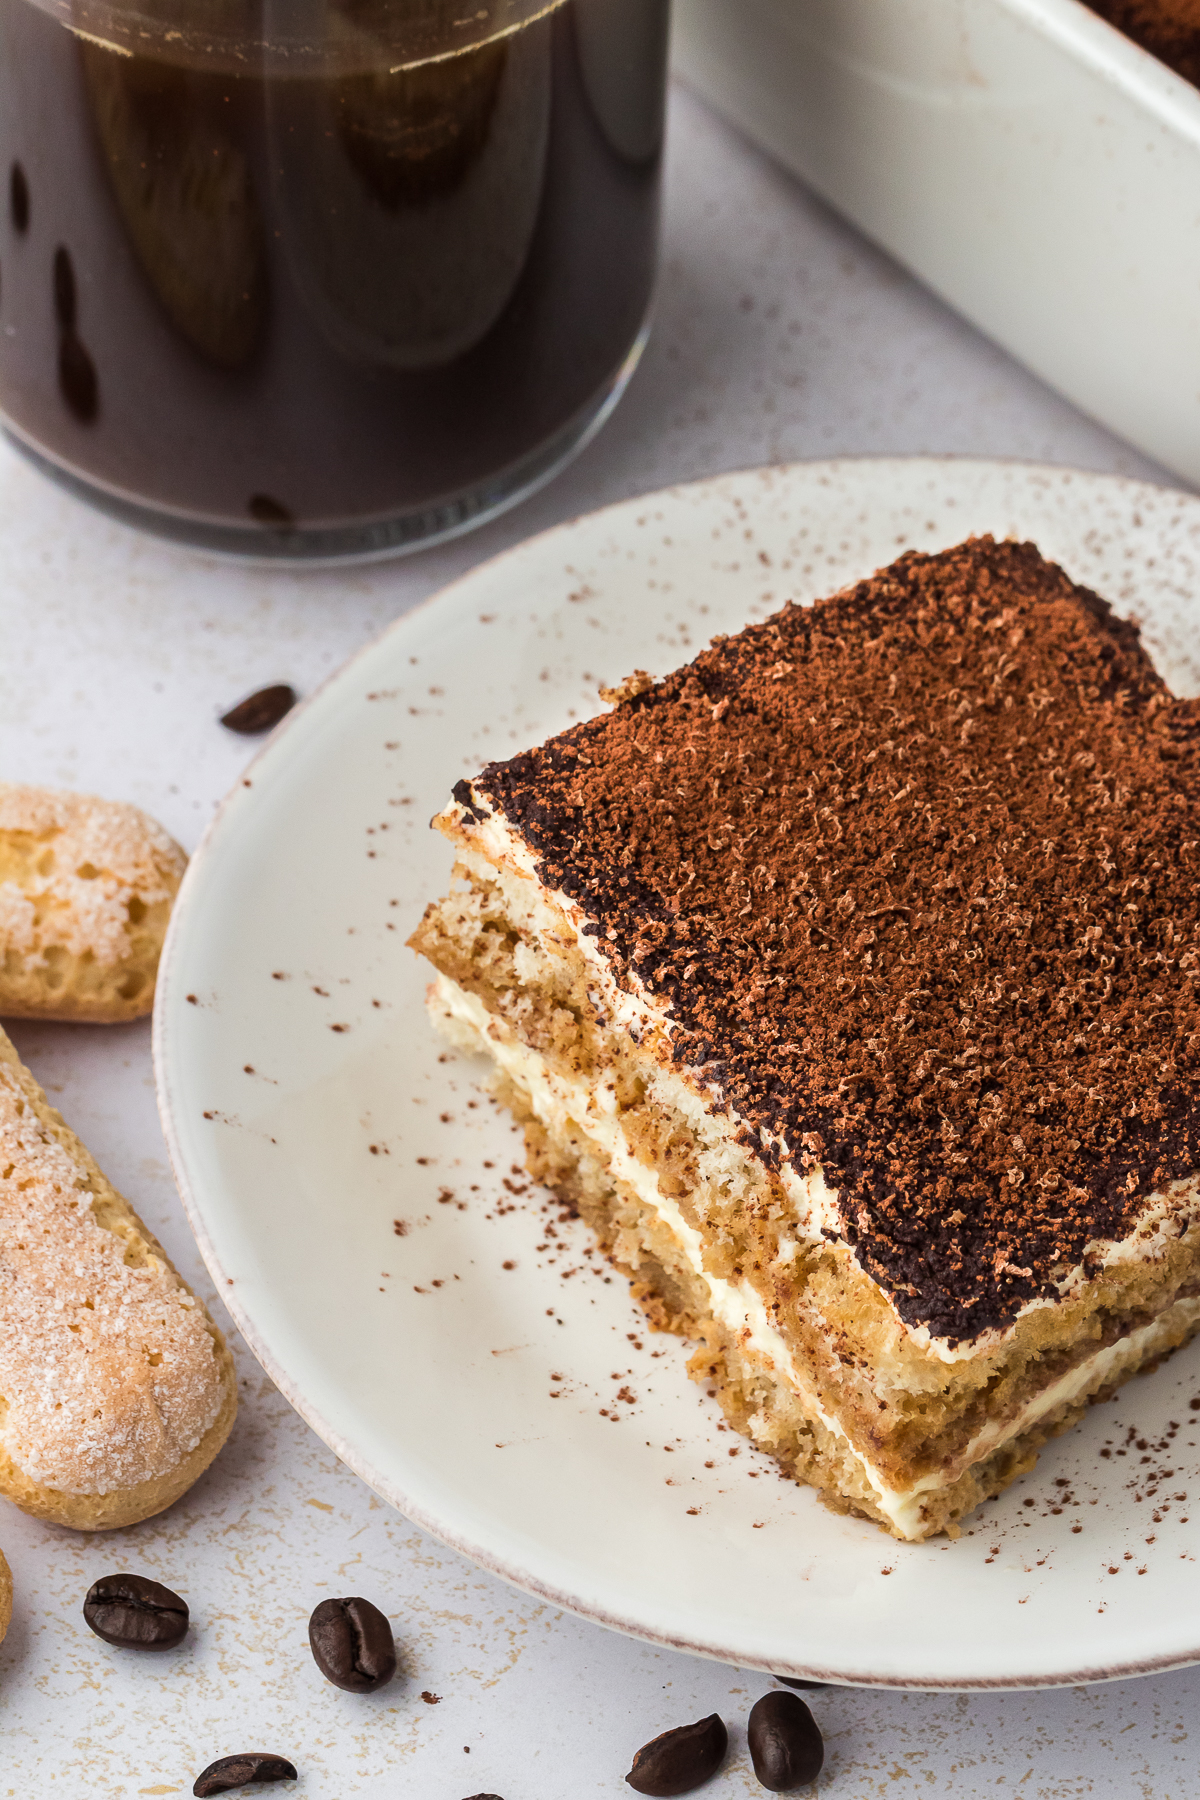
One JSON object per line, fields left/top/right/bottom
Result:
{"left": 433, "top": 970, "right": 1200, "bottom": 1539}
{"left": 444, "top": 797, "right": 1200, "bottom": 1364}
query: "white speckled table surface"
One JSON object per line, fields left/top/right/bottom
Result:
{"left": 0, "top": 76, "right": 1195, "bottom": 1800}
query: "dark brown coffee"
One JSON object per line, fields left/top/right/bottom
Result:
{"left": 0, "top": 0, "right": 666, "bottom": 553}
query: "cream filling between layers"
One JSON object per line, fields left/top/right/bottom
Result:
{"left": 433, "top": 970, "right": 1200, "bottom": 1539}
{"left": 442, "top": 800, "right": 1200, "bottom": 1367}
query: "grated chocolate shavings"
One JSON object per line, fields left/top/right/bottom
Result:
{"left": 464, "top": 537, "right": 1200, "bottom": 1341}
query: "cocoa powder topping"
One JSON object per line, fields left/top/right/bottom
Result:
{"left": 464, "top": 538, "right": 1200, "bottom": 1341}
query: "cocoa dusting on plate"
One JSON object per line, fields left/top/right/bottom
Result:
{"left": 461, "top": 537, "right": 1200, "bottom": 1341}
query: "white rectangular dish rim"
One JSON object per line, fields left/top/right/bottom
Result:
{"left": 951, "top": 0, "right": 1200, "bottom": 134}
{"left": 672, "top": 0, "right": 1200, "bottom": 486}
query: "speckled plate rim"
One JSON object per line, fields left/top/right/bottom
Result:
{"left": 155, "top": 455, "right": 1200, "bottom": 1690}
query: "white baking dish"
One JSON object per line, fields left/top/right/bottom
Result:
{"left": 672, "top": 0, "right": 1200, "bottom": 486}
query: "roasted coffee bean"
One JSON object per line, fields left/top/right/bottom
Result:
{"left": 83, "top": 1573, "right": 188, "bottom": 1650}
{"left": 774, "top": 1676, "right": 827, "bottom": 1691}
{"left": 747, "top": 1691, "right": 824, "bottom": 1791}
{"left": 626, "top": 1713, "right": 727, "bottom": 1796}
{"left": 220, "top": 684, "right": 296, "bottom": 734}
{"left": 308, "top": 1594, "right": 397, "bottom": 1692}
{"left": 192, "top": 1754, "right": 298, "bottom": 1796}
{"left": 461, "top": 1794, "right": 506, "bottom": 1799}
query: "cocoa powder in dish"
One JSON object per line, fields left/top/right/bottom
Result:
{"left": 1082, "top": 0, "right": 1200, "bottom": 87}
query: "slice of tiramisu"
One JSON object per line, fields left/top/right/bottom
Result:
{"left": 409, "top": 536, "right": 1200, "bottom": 1540}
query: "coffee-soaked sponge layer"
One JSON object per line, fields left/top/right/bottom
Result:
{"left": 483, "top": 1033, "right": 1200, "bottom": 1540}
{"left": 414, "top": 861, "right": 1200, "bottom": 1515}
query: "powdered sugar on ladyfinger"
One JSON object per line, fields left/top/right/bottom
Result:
{"left": 0, "top": 783, "right": 187, "bottom": 1022}
{"left": 0, "top": 1055, "right": 223, "bottom": 1496}
{"left": 0, "top": 782, "right": 184, "bottom": 968}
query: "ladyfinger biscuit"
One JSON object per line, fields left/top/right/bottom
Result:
{"left": 0, "top": 1026, "right": 236, "bottom": 1529}
{"left": 0, "top": 783, "right": 186, "bottom": 1023}
{"left": 0, "top": 1548, "right": 10, "bottom": 1642}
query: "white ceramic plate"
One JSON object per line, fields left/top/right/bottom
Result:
{"left": 155, "top": 457, "right": 1200, "bottom": 1689}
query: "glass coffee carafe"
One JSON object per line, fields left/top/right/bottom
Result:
{"left": 0, "top": 0, "right": 668, "bottom": 557}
